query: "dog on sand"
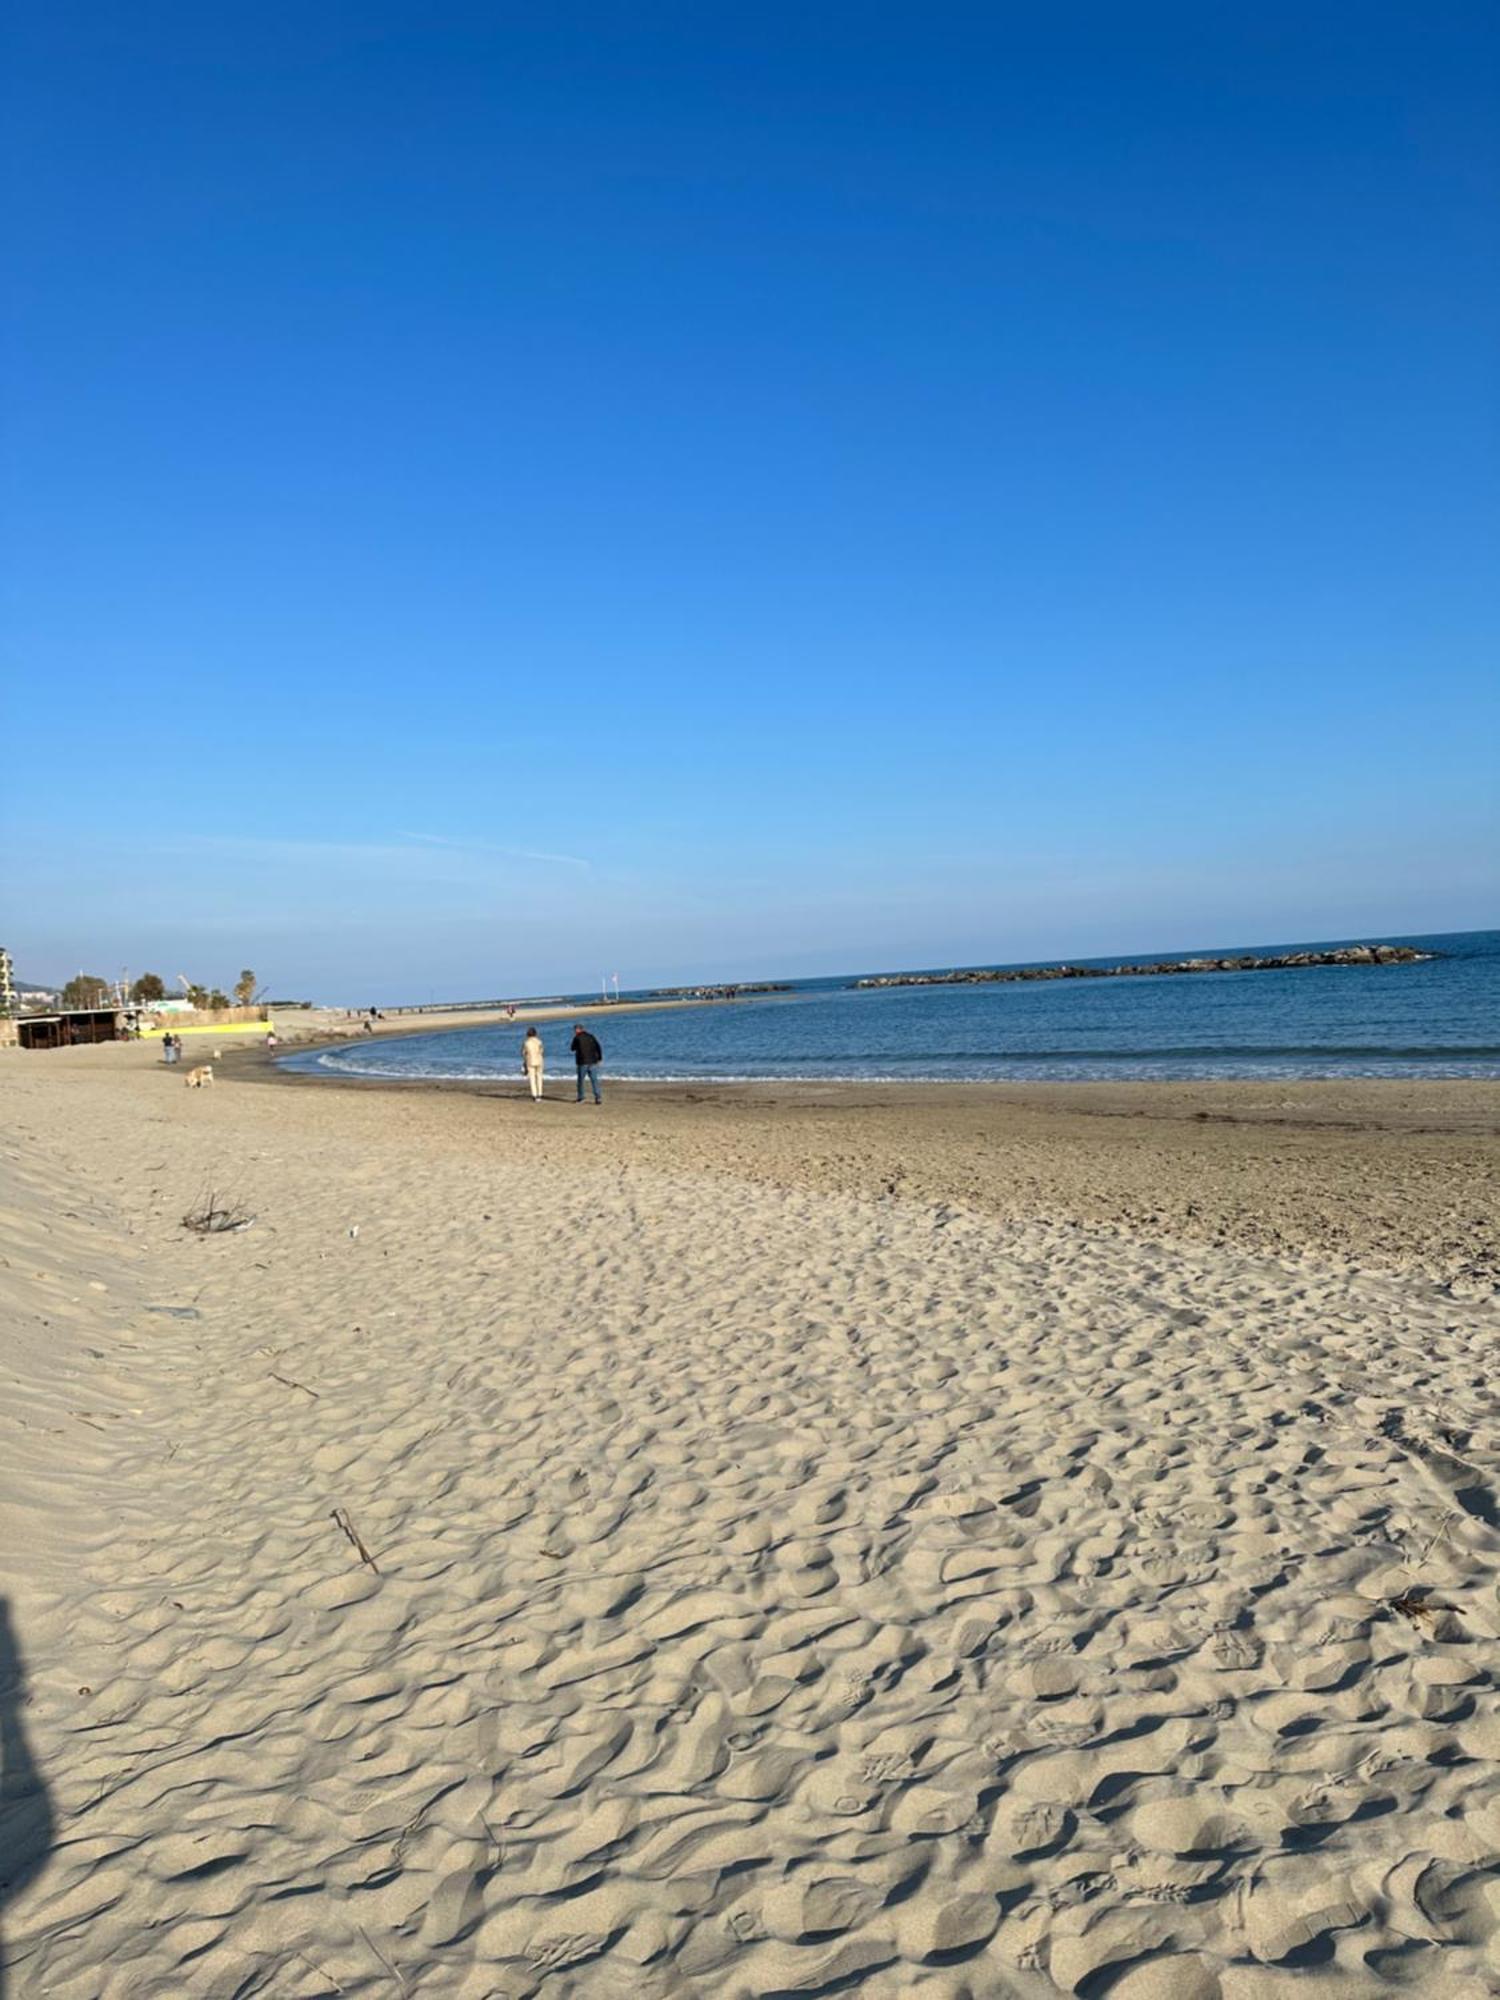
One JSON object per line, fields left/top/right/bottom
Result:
{"left": 184, "top": 1064, "right": 214, "bottom": 1089}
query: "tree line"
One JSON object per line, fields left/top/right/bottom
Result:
{"left": 59, "top": 970, "right": 260, "bottom": 1012}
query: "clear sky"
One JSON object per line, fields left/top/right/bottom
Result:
{"left": 4, "top": 3, "right": 1496, "bottom": 999}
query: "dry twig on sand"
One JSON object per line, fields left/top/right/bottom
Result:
{"left": 1388, "top": 1507, "right": 1461, "bottom": 1634}
{"left": 269, "top": 1371, "right": 320, "bottom": 1399}
{"left": 181, "top": 1185, "right": 256, "bottom": 1235}
{"left": 356, "top": 1926, "right": 408, "bottom": 1995}
{"left": 292, "top": 1952, "right": 346, "bottom": 1995}
{"left": 1389, "top": 1588, "right": 1444, "bottom": 1632}
{"left": 332, "top": 1506, "right": 380, "bottom": 1573}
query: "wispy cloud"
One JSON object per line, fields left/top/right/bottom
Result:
{"left": 157, "top": 831, "right": 591, "bottom": 871}
{"left": 398, "top": 832, "right": 591, "bottom": 869}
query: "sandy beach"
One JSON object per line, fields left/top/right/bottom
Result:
{"left": 3, "top": 1045, "right": 1498, "bottom": 1996}
{"left": 265, "top": 998, "right": 726, "bottom": 1046}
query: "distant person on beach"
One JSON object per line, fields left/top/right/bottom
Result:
{"left": 522, "top": 1027, "right": 545, "bottom": 1101}
{"left": 570, "top": 1024, "right": 603, "bottom": 1103}
{"left": 162, "top": 1033, "right": 177, "bottom": 1064}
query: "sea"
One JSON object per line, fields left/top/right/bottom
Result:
{"left": 281, "top": 929, "right": 1499, "bottom": 1087}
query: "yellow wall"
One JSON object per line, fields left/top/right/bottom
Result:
{"left": 141, "top": 1020, "right": 270, "bottom": 1039}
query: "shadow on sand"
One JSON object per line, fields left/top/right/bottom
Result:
{"left": 0, "top": 1598, "right": 54, "bottom": 2000}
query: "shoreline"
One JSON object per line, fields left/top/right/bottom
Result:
{"left": 266, "top": 1061, "right": 1500, "bottom": 1133}
{"left": 238, "top": 1035, "right": 1500, "bottom": 1134}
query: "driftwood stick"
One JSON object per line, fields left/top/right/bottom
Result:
{"left": 270, "top": 1372, "right": 320, "bottom": 1399}
{"left": 331, "top": 1506, "right": 380, "bottom": 1573}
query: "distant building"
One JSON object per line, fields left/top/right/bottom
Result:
{"left": 0, "top": 946, "right": 15, "bottom": 1019}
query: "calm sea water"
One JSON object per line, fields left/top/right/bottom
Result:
{"left": 284, "top": 930, "right": 1499, "bottom": 1086}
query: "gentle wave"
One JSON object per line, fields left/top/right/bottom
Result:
{"left": 295, "top": 1056, "right": 1500, "bottom": 1085}
{"left": 305, "top": 1043, "right": 1500, "bottom": 1073}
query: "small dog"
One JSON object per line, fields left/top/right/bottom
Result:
{"left": 185, "top": 1064, "right": 215, "bottom": 1089}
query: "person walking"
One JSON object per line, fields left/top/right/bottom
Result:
{"left": 522, "top": 1026, "right": 545, "bottom": 1102}
{"left": 570, "top": 1023, "right": 603, "bottom": 1103}
{"left": 162, "top": 1032, "right": 177, "bottom": 1065}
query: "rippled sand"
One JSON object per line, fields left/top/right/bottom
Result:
{"left": 3, "top": 1047, "right": 1498, "bottom": 1996}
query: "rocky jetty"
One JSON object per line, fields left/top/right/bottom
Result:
{"left": 854, "top": 944, "right": 1433, "bottom": 990}
{"left": 648, "top": 980, "right": 794, "bottom": 1001}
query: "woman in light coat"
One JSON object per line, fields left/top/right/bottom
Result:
{"left": 522, "top": 1027, "right": 545, "bottom": 1102}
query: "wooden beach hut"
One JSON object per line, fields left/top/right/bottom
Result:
{"left": 17, "top": 1007, "right": 122, "bottom": 1050}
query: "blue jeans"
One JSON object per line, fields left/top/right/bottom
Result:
{"left": 575, "top": 1064, "right": 602, "bottom": 1102}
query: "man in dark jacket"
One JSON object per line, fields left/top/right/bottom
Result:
{"left": 570, "top": 1024, "right": 603, "bottom": 1103}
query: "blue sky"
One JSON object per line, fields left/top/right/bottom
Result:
{"left": 4, "top": 3, "right": 1496, "bottom": 998}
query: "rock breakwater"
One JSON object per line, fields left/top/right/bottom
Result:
{"left": 648, "top": 981, "right": 794, "bottom": 1000}
{"left": 854, "top": 944, "right": 1432, "bottom": 990}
